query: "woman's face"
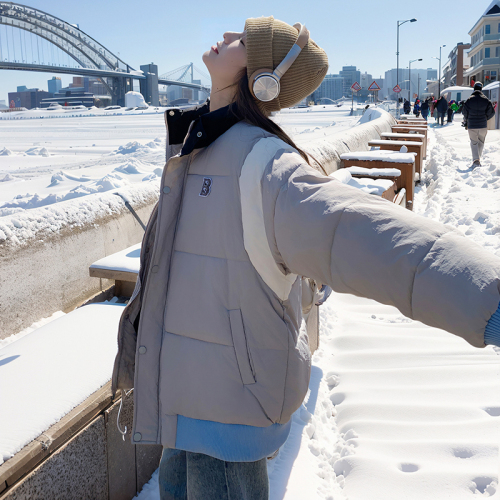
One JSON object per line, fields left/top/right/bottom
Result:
{"left": 203, "top": 31, "right": 247, "bottom": 86}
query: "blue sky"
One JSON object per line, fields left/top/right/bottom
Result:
{"left": 0, "top": 0, "right": 489, "bottom": 102}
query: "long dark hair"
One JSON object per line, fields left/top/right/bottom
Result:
{"left": 229, "top": 70, "right": 326, "bottom": 174}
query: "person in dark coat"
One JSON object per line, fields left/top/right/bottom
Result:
{"left": 436, "top": 96, "right": 449, "bottom": 125}
{"left": 403, "top": 99, "right": 411, "bottom": 115}
{"left": 462, "top": 81, "right": 496, "bottom": 167}
{"left": 421, "top": 98, "right": 430, "bottom": 121}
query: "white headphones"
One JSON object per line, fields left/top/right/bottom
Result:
{"left": 249, "top": 23, "right": 310, "bottom": 103}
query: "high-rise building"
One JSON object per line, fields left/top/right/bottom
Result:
{"left": 311, "top": 74, "right": 345, "bottom": 102}
{"left": 339, "top": 66, "right": 361, "bottom": 96}
{"left": 443, "top": 44, "right": 471, "bottom": 87}
{"left": 48, "top": 77, "right": 62, "bottom": 94}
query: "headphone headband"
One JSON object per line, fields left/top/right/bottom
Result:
{"left": 250, "top": 23, "right": 310, "bottom": 103}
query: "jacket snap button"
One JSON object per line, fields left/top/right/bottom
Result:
{"left": 169, "top": 110, "right": 174, "bottom": 116}
{"left": 138, "top": 346, "right": 147, "bottom": 354}
{"left": 197, "top": 131, "right": 202, "bottom": 138}
{"left": 163, "top": 186, "right": 171, "bottom": 194}
{"left": 133, "top": 432, "right": 142, "bottom": 442}
{"left": 151, "top": 265, "right": 159, "bottom": 273}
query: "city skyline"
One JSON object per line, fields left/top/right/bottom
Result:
{"left": 0, "top": 0, "right": 490, "bottom": 103}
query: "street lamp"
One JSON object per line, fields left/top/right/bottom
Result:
{"left": 409, "top": 58, "right": 423, "bottom": 104}
{"left": 396, "top": 18, "right": 417, "bottom": 116}
{"left": 432, "top": 45, "right": 446, "bottom": 95}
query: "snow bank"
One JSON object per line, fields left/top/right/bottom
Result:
{"left": 0, "top": 182, "right": 158, "bottom": 247}
{"left": 125, "top": 91, "right": 148, "bottom": 108}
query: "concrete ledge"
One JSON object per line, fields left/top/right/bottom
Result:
{"left": 0, "top": 384, "right": 161, "bottom": 500}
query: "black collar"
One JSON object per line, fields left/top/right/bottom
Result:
{"left": 165, "top": 101, "right": 241, "bottom": 156}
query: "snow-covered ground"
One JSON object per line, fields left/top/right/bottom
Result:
{"left": 2, "top": 107, "right": 500, "bottom": 499}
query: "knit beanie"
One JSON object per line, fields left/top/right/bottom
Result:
{"left": 244, "top": 16, "right": 329, "bottom": 113}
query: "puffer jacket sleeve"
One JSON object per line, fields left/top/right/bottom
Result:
{"left": 266, "top": 151, "right": 500, "bottom": 348}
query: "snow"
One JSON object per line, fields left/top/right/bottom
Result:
{"left": 0, "top": 302, "right": 125, "bottom": 466}
{"left": 329, "top": 169, "right": 396, "bottom": 196}
{"left": 90, "top": 242, "right": 141, "bottom": 274}
{"left": 125, "top": 91, "right": 148, "bottom": 108}
{"left": 345, "top": 166, "right": 401, "bottom": 177}
{"left": 340, "top": 150, "right": 416, "bottom": 163}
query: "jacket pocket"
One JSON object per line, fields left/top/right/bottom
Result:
{"left": 229, "top": 309, "right": 256, "bottom": 385}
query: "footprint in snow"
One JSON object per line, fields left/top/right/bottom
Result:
{"left": 399, "top": 463, "right": 419, "bottom": 473}
{"left": 470, "top": 477, "right": 497, "bottom": 495}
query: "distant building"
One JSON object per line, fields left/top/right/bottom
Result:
{"left": 41, "top": 76, "right": 110, "bottom": 108}
{"left": 383, "top": 68, "right": 437, "bottom": 100}
{"left": 8, "top": 88, "right": 53, "bottom": 109}
{"left": 339, "top": 66, "right": 361, "bottom": 96}
{"left": 465, "top": 1, "right": 500, "bottom": 85}
{"left": 442, "top": 43, "right": 471, "bottom": 88}
{"left": 48, "top": 77, "right": 62, "bottom": 94}
{"left": 311, "top": 74, "right": 345, "bottom": 102}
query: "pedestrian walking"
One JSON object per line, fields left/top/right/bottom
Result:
{"left": 111, "top": 18, "right": 500, "bottom": 500}
{"left": 413, "top": 99, "right": 421, "bottom": 117}
{"left": 462, "top": 81, "right": 495, "bottom": 167}
{"left": 430, "top": 98, "right": 438, "bottom": 122}
{"left": 436, "top": 95, "right": 448, "bottom": 125}
{"left": 403, "top": 98, "right": 411, "bottom": 115}
{"left": 421, "top": 98, "right": 430, "bottom": 121}
{"left": 447, "top": 102, "right": 454, "bottom": 123}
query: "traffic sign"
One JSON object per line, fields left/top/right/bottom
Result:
{"left": 368, "top": 81, "right": 381, "bottom": 91}
{"left": 393, "top": 84, "right": 402, "bottom": 93}
{"left": 351, "top": 81, "right": 362, "bottom": 92}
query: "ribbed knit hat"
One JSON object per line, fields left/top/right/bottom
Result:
{"left": 244, "top": 16, "right": 328, "bottom": 113}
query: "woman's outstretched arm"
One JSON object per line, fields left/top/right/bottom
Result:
{"left": 263, "top": 151, "right": 500, "bottom": 348}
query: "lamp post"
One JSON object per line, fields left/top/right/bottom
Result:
{"left": 432, "top": 45, "right": 446, "bottom": 96}
{"left": 397, "top": 18, "right": 417, "bottom": 116}
{"left": 409, "top": 58, "right": 423, "bottom": 104}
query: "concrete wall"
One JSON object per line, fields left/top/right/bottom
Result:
{"left": 0, "top": 194, "right": 158, "bottom": 340}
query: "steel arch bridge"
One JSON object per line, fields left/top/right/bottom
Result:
{"left": 0, "top": 2, "right": 209, "bottom": 105}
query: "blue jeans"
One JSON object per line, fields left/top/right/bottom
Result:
{"left": 158, "top": 448, "right": 269, "bottom": 500}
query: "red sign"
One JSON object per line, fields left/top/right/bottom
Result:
{"left": 351, "top": 81, "right": 362, "bottom": 92}
{"left": 393, "top": 85, "right": 402, "bottom": 93}
{"left": 368, "top": 81, "right": 381, "bottom": 91}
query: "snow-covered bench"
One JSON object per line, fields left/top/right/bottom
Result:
{"left": 330, "top": 167, "right": 405, "bottom": 206}
{"left": 380, "top": 132, "right": 426, "bottom": 159}
{"left": 339, "top": 150, "right": 416, "bottom": 209}
{"left": 0, "top": 302, "right": 161, "bottom": 498}
{"left": 89, "top": 243, "right": 141, "bottom": 297}
{"left": 368, "top": 139, "right": 424, "bottom": 177}
{"left": 391, "top": 125, "right": 428, "bottom": 155}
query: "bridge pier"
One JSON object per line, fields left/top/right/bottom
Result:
{"left": 140, "top": 64, "right": 159, "bottom": 106}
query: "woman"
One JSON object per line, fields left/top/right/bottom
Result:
{"left": 112, "top": 17, "right": 500, "bottom": 500}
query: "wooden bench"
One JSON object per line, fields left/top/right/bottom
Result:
{"left": 368, "top": 139, "right": 424, "bottom": 177}
{"left": 391, "top": 125, "right": 428, "bottom": 154}
{"left": 339, "top": 150, "right": 416, "bottom": 209}
{"left": 89, "top": 243, "right": 140, "bottom": 297}
{"left": 380, "top": 132, "right": 427, "bottom": 159}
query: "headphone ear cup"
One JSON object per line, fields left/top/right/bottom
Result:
{"left": 248, "top": 68, "right": 280, "bottom": 102}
